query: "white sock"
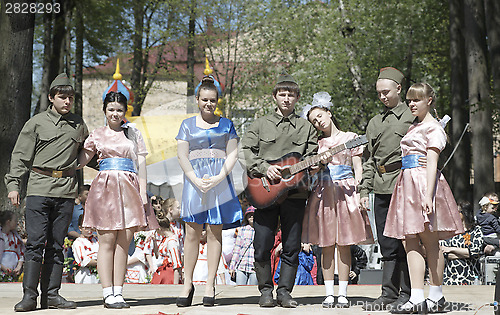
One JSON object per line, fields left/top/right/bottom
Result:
{"left": 427, "top": 285, "right": 443, "bottom": 302}
{"left": 409, "top": 288, "right": 425, "bottom": 304}
{"left": 324, "top": 280, "right": 334, "bottom": 297}
{"left": 113, "top": 286, "right": 125, "bottom": 303}
{"left": 103, "top": 287, "right": 115, "bottom": 304}
{"left": 338, "top": 280, "right": 348, "bottom": 297}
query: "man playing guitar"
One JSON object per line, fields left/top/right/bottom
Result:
{"left": 242, "top": 72, "right": 318, "bottom": 308}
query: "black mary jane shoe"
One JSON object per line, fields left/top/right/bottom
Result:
{"left": 103, "top": 297, "right": 123, "bottom": 309}
{"left": 113, "top": 294, "right": 130, "bottom": 309}
{"left": 203, "top": 288, "right": 215, "bottom": 307}
{"left": 426, "top": 296, "right": 446, "bottom": 313}
{"left": 176, "top": 284, "right": 195, "bottom": 307}
{"left": 390, "top": 300, "right": 428, "bottom": 314}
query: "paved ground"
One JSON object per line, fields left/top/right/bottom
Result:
{"left": 0, "top": 283, "right": 497, "bottom": 314}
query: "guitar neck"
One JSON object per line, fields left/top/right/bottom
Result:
{"left": 289, "top": 143, "right": 347, "bottom": 175}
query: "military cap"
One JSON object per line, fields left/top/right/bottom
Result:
{"left": 50, "top": 73, "right": 72, "bottom": 89}
{"left": 378, "top": 67, "right": 404, "bottom": 84}
{"left": 276, "top": 71, "right": 297, "bottom": 84}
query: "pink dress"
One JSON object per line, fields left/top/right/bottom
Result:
{"left": 384, "top": 120, "right": 464, "bottom": 240}
{"left": 302, "top": 131, "right": 373, "bottom": 247}
{"left": 83, "top": 126, "right": 148, "bottom": 230}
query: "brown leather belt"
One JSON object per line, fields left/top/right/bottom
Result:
{"left": 32, "top": 167, "right": 75, "bottom": 178}
{"left": 377, "top": 161, "right": 402, "bottom": 174}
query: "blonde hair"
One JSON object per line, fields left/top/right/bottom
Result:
{"left": 406, "top": 82, "right": 436, "bottom": 106}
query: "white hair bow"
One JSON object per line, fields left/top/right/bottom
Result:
{"left": 301, "top": 92, "right": 333, "bottom": 119}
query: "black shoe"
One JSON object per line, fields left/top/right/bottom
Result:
{"left": 254, "top": 261, "right": 275, "bottom": 307}
{"left": 104, "top": 301, "right": 123, "bottom": 309}
{"left": 40, "top": 264, "right": 77, "bottom": 309}
{"left": 277, "top": 291, "right": 298, "bottom": 308}
{"left": 426, "top": 296, "right": 446, "bottom": 313}
{"left": 388, "top": 293, "right": 411, "bottom": 311}
{"left": 203, "top": 288, "right": 215, "bottom": 307}
{"left": 390, "top": 300, "right": 428, "bottom": 314}
{"left": 362, "top": 296, "right": 397, "bottom": 311}
{"left": 176, "top": 284, "right": 195, "bottom": 307}
{"left": 14, "top": 296, "right": 38, "bottom": 312}
{"left": 14, "top": 261, "right": 41, "bottom": 312}
{"left": 113, "top": 295, "right": 130, "bottom": 309}
{"left": 42, "top": 295, "right": 77, "bottom": 309}
{"left": 336, "top": 295, "right": 350, "bottom": 308}
{"left": 103, "top": 297, "right": 123, "bottom": 309}
{"left": 259, "top": 290, "right": 274, "bottom": 307}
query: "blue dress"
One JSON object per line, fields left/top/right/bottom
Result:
{"left": 176, "top": 116, "right": 242, "bottom": 227}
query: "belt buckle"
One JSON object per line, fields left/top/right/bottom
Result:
{"left": 378, "top": 165, "right": 386, "bottom": 174}
{"left": 52, "top": 170, "right": 63, "bottom": 178}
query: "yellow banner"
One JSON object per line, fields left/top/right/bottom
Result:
{"left": 128, "top": 114, "right": 196, "bottom": 165}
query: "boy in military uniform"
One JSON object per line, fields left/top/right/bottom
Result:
{"left": 359, "top": 67, "right": 414, "bottom": 311}
{"left": 242, "top": 72, "right": 318, "bottom": 308}
{"left": 5, "top": 73, "right": 88, "bottom": 312}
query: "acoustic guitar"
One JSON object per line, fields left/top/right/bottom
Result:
{"left": 246, "top": 135, "right": 367, "bottom": 208}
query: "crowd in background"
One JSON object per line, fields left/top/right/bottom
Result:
{"left": 3, "top": 191, "right": 500, "bottom": 286}
{"left": 0, "top": 192, "right": 370, "bottom": 286}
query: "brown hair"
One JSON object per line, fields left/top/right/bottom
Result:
{"left": 196, "top": 76, "right": 219, "bottom": 99}
{"left": 306, "top": 106, "right": 340, "bottom": 130}
{"left": 272, "top": 81, "right": 300, "bottom": 98}
{"left": 406, "top": 82, "right": 436, "bottom": 106}
{"left": 0, "top": 210, "right": 15, "bottom": 227}
{"left": 157, "top": 216, "right": 171, "bottom": 229}
{"left": 49, "top": 85, "right": 75, "bottom": 99}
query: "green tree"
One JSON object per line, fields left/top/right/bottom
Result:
{"left": 0, "top": 0, "right": 35, "bottom": 210}
{"left": 448, "top": 0, "right": 471, "bottom": 200}
{"left": 128, "top": 0, "right": 188, "bottom": 116}
{"left": 464, "top": 0, "right": 494, "bottom": 209}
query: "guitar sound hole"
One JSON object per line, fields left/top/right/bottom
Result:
{"left": 281, "top": 168, "right": 292, "bottom": 180}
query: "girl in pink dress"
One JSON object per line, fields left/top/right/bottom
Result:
{"left": 78, "top": 89, "right": 149, "bottom": 309}
{"left": 301, "top": 92, "right": 373, "bottom": 308}
{"left": 384, "top": 83, "right": 463, "bottom": 314}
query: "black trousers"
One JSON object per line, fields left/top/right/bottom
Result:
{"left": 374, "top": 194, "right": 406, "bottom": 261}
{"left": 253, "top": 198, "right": 306, "bottom": 267}
{"left": 24, "top": 196, "right": 74, "bottom": 264}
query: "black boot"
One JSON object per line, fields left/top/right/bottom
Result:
{"left": 390, "top": 259, "right": 411, "bottom": 309}
{"left": 40, "top": 264, "right": 76, "bottom": 309}
{"left": 254, "top": 261, "right": 274, "bottom": 307}
{"left": 14, "top": 261, "right": 41, "bottom": 312}
{"left": 363, "top": 259, "right": 400, "bottom": 311}
{"left": 276, "top": 263, "right": 298, "bottom": 308}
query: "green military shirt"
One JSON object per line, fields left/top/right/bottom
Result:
{"left": 358, "top": 101, "right": 414, "bottom": 198}
{"left": 241, "top": 109, "right": 318, "bottom": 198}
{"left": 5, "top": 107, "right": 88, "bottom": 198}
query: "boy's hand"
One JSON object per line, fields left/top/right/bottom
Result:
{"left": 360, "top": 196, "right": 370, "bottom": 211}
{"left": 266, "top": 165, "right": 282, "bottom": 181}
{"left": 8, "top": 191, "right": 20, "bottom": 207}
{"left": 309, "top": 164, "right": 320, "bottom": 175}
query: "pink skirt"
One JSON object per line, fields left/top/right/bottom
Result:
{"left": 83, "top": 170, "right": 147, "bottom": 230}
{"left": 302, "top": 177, "right": 374, "bottom": 247}
{"left": 384, "top": 168, "right": 464, "bottom": 240}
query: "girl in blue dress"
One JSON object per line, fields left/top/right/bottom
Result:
{"left": 175, "top": 76, "right": 242, "bottom": 307}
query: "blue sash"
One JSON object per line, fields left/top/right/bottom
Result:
{"left": 321, "top": 165, "right": 353, "bottom": 181}
{"left": 401, "top": 154, "right": 424, "bottom": 170}
{"left": 99, "top": 158, "right": 136, "bottom": 173}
